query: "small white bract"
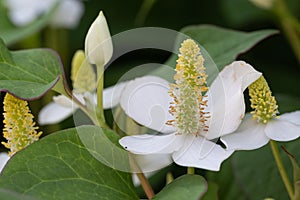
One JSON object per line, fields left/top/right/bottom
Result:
{"left": 0, "top": 152, "right": 10, "bottom": 172}
{"left": 221, "top": 76, "right": 300, "bottom": 150}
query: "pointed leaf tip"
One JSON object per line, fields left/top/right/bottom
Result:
{"left": 0, "top": 40, "right": 66, "bottom": 100}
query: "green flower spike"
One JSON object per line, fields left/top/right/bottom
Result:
{"left": 248, "top": 76, "right": 279, "bottom": 123}
{"left": 167, "top": 39, "right": 210, "bottom": 136}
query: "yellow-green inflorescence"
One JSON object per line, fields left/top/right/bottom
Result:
{"left": 167, "top": 39, "right": 210, "bottom": 136}
{"left": 2, "top": 93, "right": 42, "bottom": 156}
{"left": 71, "top": 50, "right": 97, "bottom": 94}
{"left": 248, "top": 76, "right": 279, "bottom": 124}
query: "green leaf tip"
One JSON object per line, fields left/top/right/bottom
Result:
{"left": 0, "top": 39, "right": 68, "bottom": 100}
{"left": 181, "top": 25, "right": 278, "bottom": 70}
{"left": 0, "top": 37, "right": 14, "bottom": 64}
{"left": 152, "top": 25, "right": 278, "bottom": 81}
{"left": 282, "top": 146, "right": 300, "bottom": 200}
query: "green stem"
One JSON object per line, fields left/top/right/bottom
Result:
{"left": 112, "top": 106, "right": 124, "bottom": 135}
{"left": 134, "top": 0, "right": 157, "bottom": 26}
{"left": 95, "top": 64, "right": 110, "bottom": 129}
{"left": 166, "top": 172, "right": 174, "bottom": 184}
{"left": 46, "top": 28, "right": 70, "bottom": 69}
{"left": 270, "top": 140, "right": 294, "bottom": 199}
{"left": 124, "top": 113, "right": 154, "bottom": 199}
{"left": 20, "top": 32, "right": 41, "bottom": 48}
{"left": 187, "top": 167, "right": 195, "bottom": 175}
{"left": 290, "top": 17, "right": 300, "bottom": 35}
{"left": 62, "top": 88, "right": 100, "bottom": 127}
{"left": 273, "top": 0, "right": 300, "bottom": 64}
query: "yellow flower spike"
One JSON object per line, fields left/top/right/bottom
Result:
{"left": 2, "top": 93, "right": 42, "bottom": 156}
{"left": 248, "top": 76, "right": 279, "bottom": 123}
{"left": 167, "top": 39, "right": 210, "bottom": 136}
{"left": 71, "top": 50, "right": 97, "bottom": 93}
{"left": 71, "top": 50, "right": 84, "bottom": 82}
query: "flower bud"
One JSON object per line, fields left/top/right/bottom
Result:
{"left": 84, "top": 11, "right": 113, "bottom": 66}
{"left": 71, "top": 50, "right": 97, "bottom": 93}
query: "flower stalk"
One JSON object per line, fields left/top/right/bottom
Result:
{"left": 84, "top": 11, "right": 113, "bottom": 128}
{"left": 95, "top": 65, "right": 109, "bottom": 128}
{"left": 123, "top": 109, "right": 154, "bottom": 199}
{"left": 187, "top": 167, "right": 195, "bottom": 175}
{"left": 270, "top": 140, "right": 294, "bottom": 199}
{"left": 272, "top": 0, "right": 300, "bottom": 64}
{"left": 128, "top": 153, "right": 155, "bottom": 199}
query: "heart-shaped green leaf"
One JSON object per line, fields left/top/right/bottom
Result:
{"left": 173, "top": 25, "right": 277, "bottom": 70}
{"left": 0, "top": 38, "right": 66, "bottom": 100}
{"left": 152, "top": 174, "right": 207, "bottom": 200}
{"left": 0, "top": 125, "right": 138, "bottom": 200}
{"left": 76, "top": 124, "right": 132, "bottom": 172}
{"left": 151, "top": 25, "right": 277, "bottom": 81}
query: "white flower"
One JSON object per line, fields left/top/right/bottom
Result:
{"left": 38, "top": 83, "right": 127, "bottom": 125}
{"left": 4, "top": 0, "right": 84, "bottom": 28}
{"left": 49, "top": 0, "right": 84, "bottom": 28}
{"left": 0, "top": 152, "right": 10, "bottom": 173}
{"left": 119, "top": 58, "right": 262, "bottom": 171}
{"left": 221, "top": 76, "right": 300, "bottom": 150}
{"left": 221, "top": 112, "right": 300, "bottom": 150}
{"left": 85, "top": 11, "right": 113, "bottom": 66}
